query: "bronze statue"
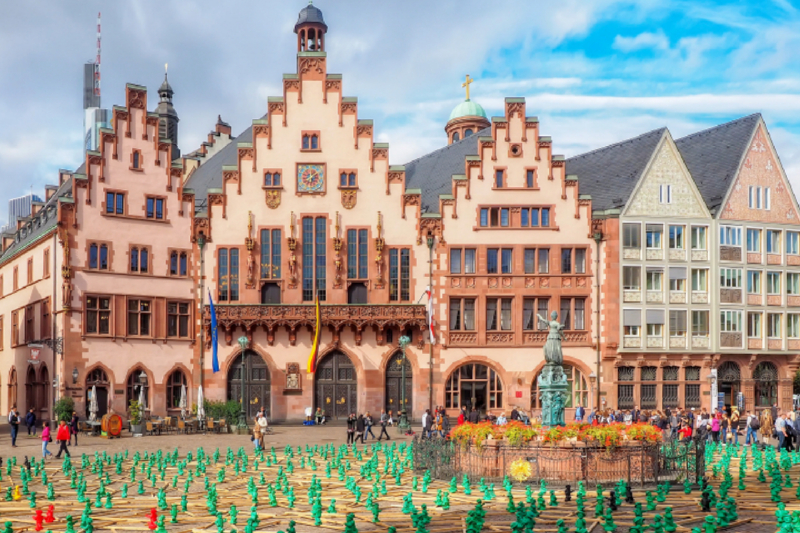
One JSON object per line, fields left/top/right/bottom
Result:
{"left": 537, "top": 310, "right": 565, "bottom": 365}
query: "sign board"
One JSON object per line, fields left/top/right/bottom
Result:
{"left": 27, "top": 345, "right": 42, "bottom": 365}
{"left": 717, "top": 392, "right": 725, "bottom": 412}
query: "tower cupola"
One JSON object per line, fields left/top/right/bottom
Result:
{"left": 156, "top": 65, "right": 180, "bottom": 159}
{"left": 294, "top": 1, "right": 327, "bottom": 52}
{"left": 445, "top": 75, "right": 490, "bottom": 145}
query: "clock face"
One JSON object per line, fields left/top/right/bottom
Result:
{"left": 297, "top": 164, "right": 325, "bottom": 194}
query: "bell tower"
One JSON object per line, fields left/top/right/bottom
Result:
{"left": 156, "top": 65, "right": 180, "bottom": 159}
{"left": 294, "top": 1, "right": 327, "bottom": 52}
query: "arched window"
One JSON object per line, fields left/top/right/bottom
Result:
{"left": 452, "top": 132, "right": 460, "bottom": 143}
{"left": 132, "top": 151, "right": 141, "bottom": 169}
{"left": 302, "top": 135, "right": 310, "bottom": 150}
{"left": 166, "top": 370, "right": 188, "bottom": 410}
{"left": 531, "top": 364, "right": 589, "bottom": 410}
{"left": 86, "top": 367, "right": 108, "bottom": 385}
{"left": 126, "top": 369, "right": 149, "bottom": 410}
{"left": 444, "top": 363, "right": 503, "bottom": 412}
{"left": 170, "top": 252, "right": 178, "bottom": 276}
{"left": 340, "top": 173, "right": 347, "bottom": 187}
{"left": 140, "top": 248, "right": 149, "bottom": 273}
{"left": 99, "top": 244, "right": 108, "bottom": 270}
{"left": 464, "top": 129, "right": 473, "bottom": 137}
{"left": 179, "top": 253, "right": 188, "bottom": 277}
{"left": 348, "top": 173, "right": 356, "bottom": 187}
{"left": 753, "top": 362, "right": 778, "bottom": 408}
{"left": 89, "top": 244, "right": 98, "bottom": 269}
{"left": 311, "top": 134, "right": 319, "bottom": 149}
{"left": 131, "top": 247, "right": 139, "bottom": 272}
{"left": 300, "top": 29, "right": 306, "bottom": 51}
{"left": 265, "top": 172, "right": 281, "bottom": 187}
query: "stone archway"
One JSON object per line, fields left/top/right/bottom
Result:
{"left": 85, "top": 367, "right": 110, "bottom": 419}
{"left": 444, "top": 363, "right": 504, "bottom": 415}
{"left": 717, "top": 361, "right": 741, "bottom": 409}
{"left": 753, "top": 362, "right": 778, "bottom": 409}
{"left": 227, "top": 350, "right": 271, "bottom": 422}
{"left": 315, "top": 351, "right": 357, "bottom": 421}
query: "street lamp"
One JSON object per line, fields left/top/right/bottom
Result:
{"left": 589, "top": 372, "right": 597, "bottom": 410}
{"left": 398, "top": 335, "right": 411, "bottom": 433}
{"left": 72, "top": 367, "right": 79, "bottom": 385}
{"left": 237, "top": 336, "right": 249, "bottom": 430}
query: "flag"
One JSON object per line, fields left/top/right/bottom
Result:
{"left": 306, "top": 292, "right": 321, "bottom": 373}
{"left": 209, "top": 290, "right": 220, "bottom": 373}
{"left": 425, "top": 285, "right": 436, "bottom": 345}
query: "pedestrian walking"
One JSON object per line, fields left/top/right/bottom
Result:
{"left": 8, "top": 405, "right": 20, "bottom": 448}
{"left": 346, "top": 413, "right": 356, "bottom": 444}
{"left": 574, "top": 404, "right": 585, "bottom": 423}
{"left": 70, "top": 411, "right": 79, "bottom": 446}
{"left": 356, "top": 413, "right": 366, "bottom": 444}
{"left": 364, "top": 412, "right": 377, "bottom": 441}
{"left": 423, "top": 409, "right": 433, "bottom": 439}
{"left": 377, "top": 410, "right": 391, "bottom": 441}
{"left": 468, "top": 407, "right": 479, "bottom": 424}
{"left": 41, "top": 420, "right": 53, "bottom": 459}
{"left": 731, "top": 409, "right": 740, "bottom": 445}
{"left": 54, "top": 420, "right": 71, "bottom": 458}
{"left": 710, "top": 414, "right": 720, "bottom": 443}
{"left": 26, "top": 408, "right": 37, "bottom": 436}
{"left": 745, "top": 410, "right": 759, "bottom": 445}
{"left": 252, "top": 413, "right": 262, "bottom": 452}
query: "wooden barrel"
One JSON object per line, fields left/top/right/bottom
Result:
{"left": 101, "top": 413, "right": 123, "bottom": 438}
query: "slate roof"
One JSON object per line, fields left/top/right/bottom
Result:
{"left": 566, "top": 128, "right": 667, "bottom": 212}
{"left": 0, "top": 174, "right": 74, "bottom": 265}
{"left": 674, "top": 113, "right": 761, "bottom": 213}
{"left": 403, "top": 128, "right": 489, "bottom": 214}
{"left": 184, "top": 125, "right": 253, "bottom": 207}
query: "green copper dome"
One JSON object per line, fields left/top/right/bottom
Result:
{"left": 448, "top": 99, "right": 487, "bottom": 121}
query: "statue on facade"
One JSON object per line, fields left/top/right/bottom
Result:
{"left": 538, "top": 310, "right": 565, "bottom": 365}
{"left": 537, "top": 311, "right": 568, "bottom": 427}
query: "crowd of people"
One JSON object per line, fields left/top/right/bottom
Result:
{"left": 6, "top": 404, "right": 82, "bottom": 459}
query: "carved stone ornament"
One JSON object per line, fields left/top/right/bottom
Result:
{"left": 300, "top": 57, "right": 325, "bottom": 74}
{"left": 128, "top": 90, "right": 146, "bottom": 110}
{"left": 341, "top": 189, "right": 357, "bottom": 209}
{"left": 285, "top": 363, "right": 302, "bottom": 392}
{"left": 266, "top": 190, "right": 281, "bottom": 209}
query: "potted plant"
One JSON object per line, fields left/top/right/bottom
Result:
{"left": 129, "top": 399, "right": 144, "bottom": 435}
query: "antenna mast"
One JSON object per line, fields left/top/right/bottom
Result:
{"left": 95, "top": 12, "right": 101, "bottom": 103}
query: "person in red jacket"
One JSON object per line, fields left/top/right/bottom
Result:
{"left": 54, "top": 419, "right": 71, "bottom": 458}
{"left": 457, "top": 406, "right": 466, "bottom": 426}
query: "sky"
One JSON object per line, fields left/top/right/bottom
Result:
{"left": 1, "top": 0, "right": 800, "bottom": 224}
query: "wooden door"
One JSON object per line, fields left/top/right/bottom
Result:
{"left": 315, "top": 352, "right": 357, "bottom": 420}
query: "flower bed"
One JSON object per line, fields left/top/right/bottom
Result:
{"left": 450, "top": 421, "right": 662, "bottom": 449}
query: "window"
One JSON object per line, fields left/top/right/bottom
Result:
{"left": 264, "top": 171, "right": 282, "bottom": 187}
{"left": 749, "top": 186, "right": 771, "bottom": 210}
{"left": 302, "top": 133, "right": 319, "bottom": 150}
{"left": 747, "top": 270, "right": 762, "bottom": 294}
{"left": 450, "top": 249, "right": 461, "bottom": 274}
{"left": 623, "top": 309, "right": 641, "bottom": 337}
{"left": 647, "top": 323, "right": 663, "bottom": 337}
{"left": 767, "top": 271, "right": 781, "bottom": 294}
{"left": 347, "top": 229, "right": 368, "bottom": 279}
{"left": 560, "top": 248, "right": 586, "bottom": 274}
{"left": 495, "top": 169, "right": 504, "bottom": 188}
{"left": 86, "top": 296, "right": 111, "bottom": 335}
{"left": 559, "top": 298, "right": 584, "bottom": 330}
{"left": 669, "top": 267, "right": 686, "bottom": 291}
{"left": 561, "top": 248, "right": 572, "bottom": 274}
{"left": 747, "top": 229, "right": 761, "bottom": 252}
{"left": 302, "top": 217, "right": 326, "bottom": 301}
{"left": 691, "top": 226, "right": 707, "bottom": 250}
{"left": 487, "top": 248, "right": 498, "bottom": 274}
{"left": 575, "top": 249, "right": 586, "bottom": 274}
{"left": 486, "top": 298, "right": 512, "bottom": 331}
{"left": 646, "top": 268, "right": 663, "bottom": 291}
{"left": 127, "top": 299, "right": 152, "bottom": 336}
{"left": 12, "top": 267, "right": 18, "bottom": 291}
{"left": 526, "top": 170, "right": 535, "bottom": 188}
{"left": 720, "top": 226, "right": 742, "bottom": 246}
{"left": 464, "top": 129, "right": 473, "bottom": 137}
{"left": 788, "top": 314, "right": 800, "bottom": 338}
{"left": 217, "top": 248, "right": 239, "bottom": 301}
{"left": 130, "top": 247, "right": 149, "bottom": 274}
{"left": 788, "top": 232, "right": 799, "bottom": 255}
{"left": 767, "top": 230, "right": 781, "bottom": 254}
{"left": 646, "top": 309, "right": 664, "bottom": 337}
{"left": 27, "top": 258, "right": 33, "bottom": 284}
{"left": 452, "top": 132, "right": 460, "bottom": 142}
{"left": 339, "top": 172, "right": 356, "bottom": 188}
{"left": 167, "top": 302, "right": 190, "bottom": 338}
{"left": 106, "top": 192, "right": 125, "bottom": 215}
{"left": 449, "top": 298, "right": 475, "bottom": 330}
{"left": 166, "top": 371, "right": 188, "bottom": 409}
{"left": 43, "top": 248, "right": 49, "bottom": 278}
{"left": 524, "top": 249, "right": 536, "bottom": 274}
{"left": 170, "top": 251, "right": 188, "bottom": 277}
{"left": 720, "top": 310, "right": 742, "bottom": 332}
{"left": 259, "top": 229, "right": 282, "bottom": 279}
{"left": 480, "top": 209, "right": 488, "bottom": 227}
{"left": 691, "top": 269, "right": 708, "bottom": 292}
{"left": 499, "top": 208, "right": 509, "bottom": 227}
{"left": 501, "top": 248, "right": 513, "bottom": 274}
{"left": 88, "top": 243, "right": 109, "bottom": 270}
{"left": 574, "top": 298, "right": 585, "bottom": 330}
{"left": 146, "top": 197, "right": 164, "bottom": 219}
{"left": 623, "top": 266, "right": 641, "bottom": 290}
{"left": 659, "top": 184, "right": 672, "bottom": 204}
{"left": 89, "top": 244, "right": 98, "bottom": 269}
{"left": 747, "top": 312, "right": 761, "bottom": 338}
{"left": 132, "top": 150, "right": 141, "bottom": 169}
{"left": 623, "top": 223, "right": 641, "bottom": 248}
{"left": 692, "top": 311, "right": 709, "bottom": 337}
{"left": 767, "top": 313, "right": 781, "bottom": 338}
{"left": 538, "top": 249, "right": 549, "bottom": 273}
{"left": 788, "top": 273, "right": 800, "bottom": 295}
{"left": 720, "top": 268, "right": 742, "bottom": 288}
{"left": 669, "top": 225, "right": 684, "bottom": 249}
{"left": 388, "top": 248, "right": 410, "bottom": 302}
{"left": 646, "top": 224, "right": 662, "bottom": 248}
{"left": 40, "top": 298, "right": 50, "bottom": 339}
{"left": 444, "top": 363, "right": 503, "bottom": 410}
{"left": 523, "top": 298, "right": 549, "bottom": 330}
{"left": 11, "top": 310, "right": 18, "bottom": 345}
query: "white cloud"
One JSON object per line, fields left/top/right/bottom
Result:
{"left": 613, "top": 30, "right": 670, "bottom": 53}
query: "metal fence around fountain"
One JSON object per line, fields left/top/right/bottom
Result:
{"left": 412, "top": 437, "right": 705, "bottom": 487}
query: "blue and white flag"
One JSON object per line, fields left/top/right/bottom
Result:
{"left": 209, "top": 290, "right": 220, "bottom": 373}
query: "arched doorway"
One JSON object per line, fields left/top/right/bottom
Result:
{"left": 85, "top": 368, "right": 109, "bottom": 419}
{"left": 315, "top": 351, "right": 357, "bottom": 420}
{"left": 8, "top": 367, "right": 17, "bottom": 410}
{"left": 717, "top": 361, "right": 741, "bottom": 409}
{"left": 166, "top": 370, "right": 188, "bottom": 414}
{"left": 531, "top": 364, "right": 589, "bottom": 410}
{"left": 753, "top": 362, "right": 778, "bottom": 409}
{"left": 444, "top": 363, "right": 503, "bottom": 415}
{"left": 385, "top": 353, "right": 412, "bottom": 418}
{"left": 126, "top": 369, "right": 150, "bottom": 414}
{"left": 227, "top": 350, "right": 271, "bottom": 421}
{"left": 25, "top": 365, "right": 37, "bottom": 412}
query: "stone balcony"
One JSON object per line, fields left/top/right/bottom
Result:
{"left": 203, "top": 303, "right": 428, "bottom": 347}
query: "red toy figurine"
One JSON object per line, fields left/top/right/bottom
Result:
{"left": 33, "top": 509, "right": 44, "bottom": 531}
{"left": 147, "top": 508, "right": 158, "bottom": 530}
{"left": 45, "top": 505, "right": 56, "bottom": 523}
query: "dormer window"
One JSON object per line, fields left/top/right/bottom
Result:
{"left": 301, "top": 131, "right": 320, "bottom": 151}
